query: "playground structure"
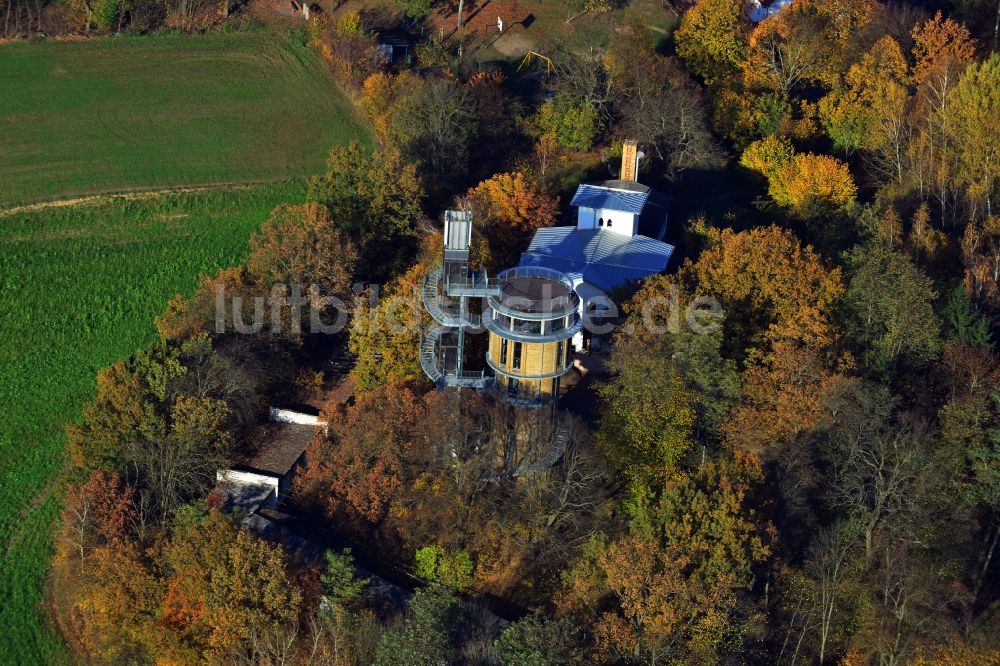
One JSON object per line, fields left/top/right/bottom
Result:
{"left": 517, "top": 50, "right": 555, "bottom": 74}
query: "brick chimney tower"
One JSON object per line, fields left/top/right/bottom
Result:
{"left": 620, "top": 140, "right": 639, "bottom": 182}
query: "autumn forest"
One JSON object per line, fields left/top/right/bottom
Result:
{"left": 31, "top": 0, "right": 1000, "bottom": 663}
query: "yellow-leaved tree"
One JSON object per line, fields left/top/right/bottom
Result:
{"left": 462, "top": 171, "right": 559, "bottom": 272}
{"left": 674, "top": 0, "right": 748, "bottom": 84}
{"left": 818, "top": 36, "right": 911, "bottom": 163}
{"left": 349, "top": 261, "right": 431, "bottom": 394}
{"left": 947, "top": 55, "right": 1000, "bottom": 221}
{"left": 741, "top": 136, "right": 857, "bottom": 213}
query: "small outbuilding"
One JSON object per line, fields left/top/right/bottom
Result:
{"left": 215, "top": 407, "right": 325, "bottom": 515}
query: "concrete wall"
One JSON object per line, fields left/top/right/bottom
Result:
{"left": 215, "top": 469, "right": 279, "bottom": 509}
{"left": 269, "top": 407, "right": 327, "bottom": 426}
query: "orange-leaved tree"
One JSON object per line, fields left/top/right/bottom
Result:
{"left": 59, "top": 470, "right": 137, "bottom": 566}
{"left": 681, "top": 225, "right": 844, "bottom": 358}
{"left": 76, "top": 537, "right": 162, "bottom": 660}
{"left": 911, "top": 11, "right": 977, "bottom": 88}
{"left": 725, "top": 340, "right": 853, "bottom": 456}
{"left": 247, "top": 202, "right": 358, "bottom": 304}
{"left": 156, "top": 267, "right": 261, "bottom": 343}
{"left": 462, "top": 171, "right": 559, "bottom": 272}
{"left": 908, "top": 12, "right": 977, "bottom": 224}
{"left": 295, "top": 382, "right": 428, "bottom": 524}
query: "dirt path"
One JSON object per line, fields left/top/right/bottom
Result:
{"left": 0, "top": 178, "right": 297, "bottom": 218}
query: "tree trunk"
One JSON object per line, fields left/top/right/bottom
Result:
{"left": 994, "top": 0, "right": 999, "bottom": 52}
{"left": 456, "top": 0, "right": 463, "bottom": 29}
{"left": 973, "top": 521, "right": 999, "bottom": 603}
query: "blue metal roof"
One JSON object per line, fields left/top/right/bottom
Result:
{"left": 519, "top": 228, "right": 674, "bottom": 294}
{"left": 570, "top": 183, "right": 651, "bottom": 215}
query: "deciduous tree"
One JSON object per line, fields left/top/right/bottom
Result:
{"left": 947, "top": 55, "right": 1000, "bottom": 220}
{"left": 675, "top": 0, "right": 748, "bottom": 84}
{"left": 613, "top": 286, "right": 741, "bottom": 443}
{"left": 596, "top": 348, "right": 695, "bottom": 485}
{"left": 77, "top": 538, "right": 163, "bottom": 660}
{"left": 308, "top": 141, "right": 424, "bottom": 282}
{"left": 373, "top": 586, "right": 462, "bottom": 666}
{"left": 908, "top": 13, "right": 976, "bottom": 224}
{"left": 563, "top": 456, "right": 771, "bottom": 663}
{"left": 818, "top": 36, "right": 910, "bottom": 163}
{"left": 962, "top": 215, "right": 1000, "bottom": 311}
{"left": 841, "top": 241, "right": 941, "bottom": 374}
{"left": 681, "top": 225, "right": 844, "bottom": 357}
{"left": 744, "top": 11, "right": 824, "bottom": 95}
{"left": 611, "top": 48, "right": 723, "bottom": 178}
{"left": 462, "top": 171, "right": 558, "bottom": 272}
{"left": 164, "top": 510, "right": 302, "bottom": 660}
{"left": 361, "top": 71, "right": 423, "bottom": 146}
{"left": 348, "top": 261, "right": 429, "bottom": 393}
{"left": 777, "top": 153, "right": 857, "bottom": 213}
{"left": 742, "top": 138, "right": 857, "bottom": 214}
{"left": 494, "top": 614, "right": 583, "bottom": 666}
{"left": 295, "top": 382, "right": 427, "bottom": 523}
{"left": 247, "top": 202, "right": 358, "bottom": 304}
{"left": 816, "top": 382, "right": 935, "bottom": 561}
{"left": 533, "top": 96, "right": 601, "bottom": 152}
{"left": 726, "top": 340, "right": 849, "bottom": 456}
{"left": 59, "top": 470, "right": 136, "bottom": 565}
{"left": 395, "top": 78, "right": 477, "bottom": 189}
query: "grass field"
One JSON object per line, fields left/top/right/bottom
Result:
{"left": 0, "top": 29, "right": 366, "bottom": 208}
{"left": 0, "top": 181, "right": 307, "bottom": 663}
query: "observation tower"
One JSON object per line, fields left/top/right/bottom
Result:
{"left": 420, "top": 212, "right": 580, "bottom": 408}
{"left": 484, "top": 266, "right": 582, "bottom": 406}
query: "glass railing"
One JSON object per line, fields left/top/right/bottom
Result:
{"left": 496, "top": 265, "right": 574, "bottom": 290}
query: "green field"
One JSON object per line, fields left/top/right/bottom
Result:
{"left": 0, "top": 29, "right": 366, "bottom": 207}
{"left": 0, "top": 182, "right": 308, "bottom": 663}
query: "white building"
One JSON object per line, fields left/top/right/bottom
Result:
{"left": 572, "top": 181, "right": 653, "bottom": 237}
{"left": 747, "top": 0, "right": 793, "bottom": 23}
{"left": 518, "top": 145, "right": 676, "bottom": 349}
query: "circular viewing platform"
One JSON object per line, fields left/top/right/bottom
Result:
{"left": 484, "top": 266, "right": 583, "bottom": 344}
{"left": 488, "top": 267, "right": 579, "bottom": 320}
